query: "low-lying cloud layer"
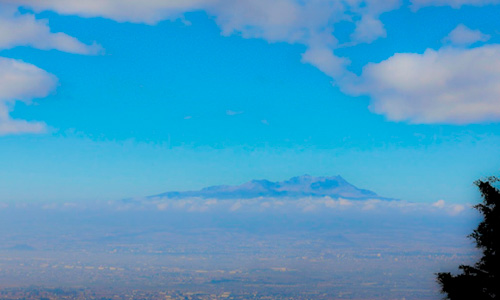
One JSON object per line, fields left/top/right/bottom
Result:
{"left": 0, "top": 196, "right": 469, "bottom": 217}
{"left": 118, "top": 196, "right": 468, "bottom": 217}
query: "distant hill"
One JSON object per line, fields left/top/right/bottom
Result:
{"left": 6, "top": 244, "right": 35, "bottom": 251}
{"left": 147, "top": 175, "right": 389, "bottom": 200}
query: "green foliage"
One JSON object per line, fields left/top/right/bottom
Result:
{"left": 436, "top": 177, "right": 499, "bottom": 299}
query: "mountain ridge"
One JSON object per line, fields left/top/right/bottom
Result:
{"left": 147, "top": 175, "right": 391, "bottom": 201}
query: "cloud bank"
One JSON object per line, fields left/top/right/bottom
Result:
{"left": 116, "top": 195, "right": 470, "bottom": 217}
{"left": 0, "top": 196, "right": 469, "bottom": 218}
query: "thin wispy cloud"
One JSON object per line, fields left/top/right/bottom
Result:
{"left": 226, "top": 110, "right": 244, "bottom": 116}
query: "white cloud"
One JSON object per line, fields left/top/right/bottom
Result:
{"left": 205, "top": 199, "right": 218, "bottom": 205}
{"left": 432, "top": 199, "right": 446, "bottom": 208}
{"left": 362, "top": 199, "right": 380, "bottom": 210}
{"left": 57, "top": 194, "right": 473, "bottom": 217}
{"left": 324, "top": 197, "right": 352, "bottom": 208}
{"left": 442, "top": 24, "right": 490, "bottom": 46}
{"left": 0, "top": 5, "right": 103, "bottom": 136}
{"left": 450, "top": 204, "right": 465, "bottom": 215}
{"left": 0, "top": 7, "right": 102, "bottom": 54}
{"left": 230, "top": 201, "right": 242, "bottom": 211}
{"left": 0, "top": 115, "right": 46, "bottom": 135}
{"left": 157, "top": 203, "right": 169, "bottom": 210}
{"left": 13, "top": 0, "right": 343, "bottom": 45}
{"left": 351, "top": 15, "right": 387, "bottom": 44}
{"left": 346, "top": 45, "right": 500, "bottom": 124}
{"left": 10, "top": 0, "right": 499, "bottom": 127}
{"left": 411, "top": 0, "right": 500, "bottom": 8}
{"left": 0, "top": 57, "right": 57, "bottom": 135}
{"left": 346, "top": 0, "right": 401, "bottom": 43}
{"left": 302, "top": 46, "right": 351, "bottom": 80}
{"left": 338, "top": 198, "right": 353, "bottom": 206}
{"left": 12, "top": 0, "right": 400, "bottom": 80}
{"left": 11, "top": 0, "right": 207, "bottom": 25}
{"left": 432, "top": 199, "right": 466, "bottom": 215}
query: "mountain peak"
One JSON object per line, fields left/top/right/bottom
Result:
{"left": 151, "top": 175, "right": 382, "bottom": 200}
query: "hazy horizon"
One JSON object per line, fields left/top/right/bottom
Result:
{"left": 1, "top": 0, "right": 499, "bottom": 299}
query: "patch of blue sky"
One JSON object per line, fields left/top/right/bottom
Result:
{"left": 1, "top": 2, "right": 499, "bottom": 204}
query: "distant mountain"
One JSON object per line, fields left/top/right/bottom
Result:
{"left": 6, "top": 244, "right": 35, "bottom": 251}
{"left": 148, "top": 175, "right": 388, "bottom": 200}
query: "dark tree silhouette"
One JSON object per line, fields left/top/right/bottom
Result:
{"left": 436, "top": 177, "right": 499, "bottom": 299}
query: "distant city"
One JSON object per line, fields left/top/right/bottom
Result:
{"left": 2, "top": 0, "right": 499, "bottom": 298}
{"left": 0, "top": 176, "right": 479, "bottom": 299}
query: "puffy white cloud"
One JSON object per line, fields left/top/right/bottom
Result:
{"left": 411, "top": 0, "right": 500, "bottom": 8}
{"left": 12, "top": 0, "right": 339, "bottom": 54}
{"left": 442, "top": 24, "right": 490, "bottom": 46}
{"left": 10, "top": 0, "right": 207, "bottom": 25}
{"left": 211, "top": 0, "right": 319, "bottom": 42}
{"left": 0, "top": 7, "right": 102, "bottom": 54}
{"left": 0, "top": 5, "right": 103, "bottom": 136}
{"left": 346, "top": 45, "right": 500, "bottom": 124}
{"left": 348, "top": 0, "right": 401, "bottom": 43}
{"left": 10, "top": 0, "right": 499, "bottom": 127}
{"left": 12, "top": 0, "right": 399, "bottom": 79}
{"left": 351, "top": 15, "right": 387, "bottom": 44}
{"left": 0, "top": 57, "right": 57, "bottom": 135}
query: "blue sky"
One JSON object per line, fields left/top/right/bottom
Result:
{"left": 1, "top": 0, "right": 500, "bottom": 203}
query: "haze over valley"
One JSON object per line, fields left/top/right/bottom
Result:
{"left": 0, "top": 175, "right": 479, "bottom": 299}
{"left": 1, "top": 0, "right": 499, "bottom": 298}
